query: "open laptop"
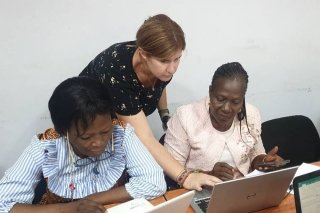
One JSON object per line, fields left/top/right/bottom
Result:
{"left": 293, "top": 169, "right": 320, "bottom": 213}
{"left": 146, "top": 190, "right": 195, "bottom": 213}
{"left": 107, "top": 190, "right": 195, "bottom": 213}
{"left": 191, "top": 166, "right": 298, "bottom": 213}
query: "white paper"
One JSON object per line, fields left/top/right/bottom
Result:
{"left": 245, "top": 169, "right": 266, "bottom": 178}
{"left": 289, "top": 163, "right": 320, "bottom": 194}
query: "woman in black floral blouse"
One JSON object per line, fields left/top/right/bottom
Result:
{"left": 80, "top": 14, "right": 221, "bottom": 190}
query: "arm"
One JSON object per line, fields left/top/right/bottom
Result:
{"left": 0, "top": 138, "right": 105, "bottom": 213}
{"left": 10, "top": 200, "right": 105, "bottom": 213}
{"left": 123, "top": 126, "right": 166, "bottom": 199}
{"left": 117, "top": 111, "right": 180, "bottom": 180}
{"left": 84, "top": 186, "right": 131, "bottom": 206}
{"left": 245, "top": 104, "right": 282, "bottom": 170}
{"left": 157, "top": 88, "right": 168, "bottom": 110}
{"left": 0, "top": 138, "right": 43, "bottom": 212}
{"left": 116, "top": 111, "right": 221, "bottom": 191}
{"left": 157, "top": 88, "right": 170, "bottom": 130}
{"left": 246, "top": 104, "right": 267, "bottom": 165}
{"left": 164, "top": 108, "right": 190, "bottom": 166}
{"left": 165, "top": 108, "right": 233, "bottom": 182}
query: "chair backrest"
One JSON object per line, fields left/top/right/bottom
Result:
{"left": 159, "top": 134, "right": 165, "bottom": 146}
{"left": 261, "top": 115, "right": 320, "bottom": 167}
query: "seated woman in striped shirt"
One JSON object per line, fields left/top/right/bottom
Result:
{"left": 0, "top": 76, "right": 166, "bottom": 213}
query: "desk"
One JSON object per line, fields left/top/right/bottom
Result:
{"left": 106, "top": 161, "right": 320, "bottom": 212}
{"left": 162, "top": 188, "right": 294, "bottom": 213}
{"left": 163, "top": 161, "right": 320, "bottom": 213}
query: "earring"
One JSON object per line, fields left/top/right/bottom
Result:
{"left": 66, "top": 131, "right": 69, "bottom": 143}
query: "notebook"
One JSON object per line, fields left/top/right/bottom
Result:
{"left": 293, "top": 169, "right": 320, "bottom": 213}
{"left": 191, "top": 166, "right": 298, "bottom": 213}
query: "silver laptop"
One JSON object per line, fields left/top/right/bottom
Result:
{"left": 146, "top": 190, "right": 195, "bottom": 213}
{"left": 191, "top": 166, "right": 298, "bottom": 213}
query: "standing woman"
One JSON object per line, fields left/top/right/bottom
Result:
{"left": 80, "top": 14, "right": 220, "bottom": 190}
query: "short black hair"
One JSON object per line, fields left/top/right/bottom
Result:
{"left": 48, "top": 76, "right": 112, "bottom": 135}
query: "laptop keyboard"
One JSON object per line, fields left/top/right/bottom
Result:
{"left": 195, "top": 197, "right": 210, "bottom": 212}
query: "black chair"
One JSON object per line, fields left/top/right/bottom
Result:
{"left": 159, "top": 134, "right": 165, "bottom": 146}
{"left": 261, "top": 115, "right": 320, "bottom": 168}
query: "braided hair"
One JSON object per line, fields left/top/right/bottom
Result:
{"left": 210, "top": 62, "right": 250, "bottom": 134}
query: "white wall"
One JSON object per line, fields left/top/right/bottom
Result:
{"left": 1, "top": 0, "right": 320, "bottom": 175}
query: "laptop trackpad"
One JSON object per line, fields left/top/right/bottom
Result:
{"left": 194, "top": 188, "right": 212, "bottom": 200}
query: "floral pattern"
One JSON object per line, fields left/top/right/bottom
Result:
{"left": 79, "top": 41, "right": 171, "bottom": 116}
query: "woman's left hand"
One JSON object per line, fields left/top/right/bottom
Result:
{"left": 254, "top": 146, "right": 284, "bottom": 171}
{"left": 265, "top": 146, "right": 283, "bottom": 161}
{"left": 183, "top": 172, "right": 222, "bottom": 191}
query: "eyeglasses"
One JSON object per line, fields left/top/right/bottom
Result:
{"left": 74, "top": 149, "right": 114, "bottom": 167}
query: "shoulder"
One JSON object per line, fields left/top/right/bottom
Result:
{"left": 35, "top": 128, "right": 62, "bottom": 159}
{"left": 112, "top": 121, "right": 135, "bottom": 142}
{"left": 245, "top": 103, "right": 261, "bottom": 118}
{"left": 37, "top": 128, "right": 60, "bottom": 141}
{"left": 175, "top": 97, "right": 208, "bottom": 119}
{"left": 244, "top": 103, "right": 262, "bottom": 127}
{"left": 106, "top": 41, "right": 136, "bottom": 58}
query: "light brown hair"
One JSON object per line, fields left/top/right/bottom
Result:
{"left": 136, "top": 14, "right": 186, "bottom": 59}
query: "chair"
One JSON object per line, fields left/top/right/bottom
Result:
{"left": 261, "top": 115, "right": 320, "bottom": 168}
{"left": 159, "top": 134, "right": 165, "bottom": 146}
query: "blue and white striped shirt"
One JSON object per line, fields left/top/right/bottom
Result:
{"left": 0, "top": 124, "right": 166, "bottom": 212}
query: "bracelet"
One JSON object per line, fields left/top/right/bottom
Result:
{"left": 176, "top": 169, "right": 191, "bottom": 187}
{"left": 158, "top": 108, "right": 170, "bottom": 118}
{"left": 176, "top": 169, "right": 200, "bottom": 187}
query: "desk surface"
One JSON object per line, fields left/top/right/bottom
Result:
{"left": 106, "top": 161, "right": 320, "bottom": 212}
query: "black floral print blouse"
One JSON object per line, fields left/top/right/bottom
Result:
{"left": 79, "top": 41, "right": 171, "bottom": 116}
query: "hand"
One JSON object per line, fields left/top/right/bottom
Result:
{"left": 68, "top": 198, "right": 106, "bottom": 213}
{"left": 161, "top": 115, "right": 170, "bottom": 131}
{"left": 255, "top": 146, "right": 284, "bottom": 171}
{"left": 183, "top": 172, "right": 222, "bottom": 191}
{"left": 211, "top": 162, "right": 235, "bottom": 181}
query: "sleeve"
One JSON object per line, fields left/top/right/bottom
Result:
{"left": 248, "top": 105, "right": 266, "bottom": 161}
{"left": 123, "top": 126, "right": 166, "bottom": 199}
{"left": 164, "top": 106, "right": 191, "bottom": 167}
{"left": 0, "top": 137, "right": 44, "bottom": 212}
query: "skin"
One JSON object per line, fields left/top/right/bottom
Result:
{"left": 138, "top": 48, "right": 182, "bottom": 83}
{"left": 68, "top": 114, "right": 113, "bottom": 158}
{"left": 206, "top": 78, "right": 282, "bottom": 181}
{"left": 157, "top": 88, "right": 168, "bottom": 112}
{"left": 10, "top": 114, "right": 131, "bottom": 213}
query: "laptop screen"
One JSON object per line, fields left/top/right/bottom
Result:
{"left": 293, "top": 170, "right": 320, "bottom": 213}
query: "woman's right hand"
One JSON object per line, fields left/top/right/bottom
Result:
{"left": 68, "top": 199, "right": 106, "bottom": 213}
{"left": 183, "top": 172, "right": 222, "bottom": 191}
{"left": 211, "top": 162, "right": 235, "bottom": 181}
